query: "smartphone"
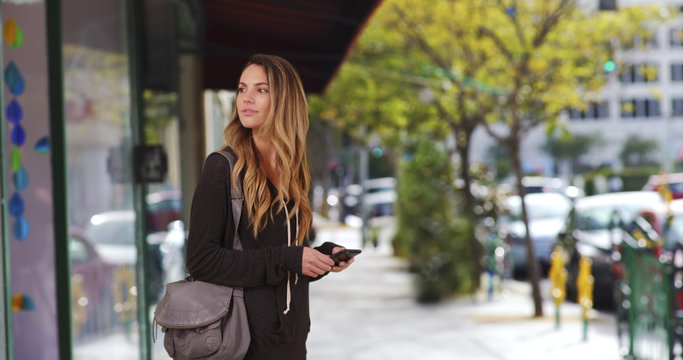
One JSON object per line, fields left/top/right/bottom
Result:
{"left": 330, "top": 249, "right": 361, "bottom": 265}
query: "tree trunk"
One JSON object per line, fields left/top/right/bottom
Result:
{"left": 455, "top": 130, "right": 483, "bottom": 290}
{"left": 509, "top": 139, "right": 544, "bottom": 317}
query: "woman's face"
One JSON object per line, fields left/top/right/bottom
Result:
{"left": 237, "top": 64, "right": 271, "bottom": 132}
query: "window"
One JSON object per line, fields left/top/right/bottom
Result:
{"left": 673, "top": 98, "right": 683, "bottom": 117}
{"left": 621, "top": 98, "right": 660, "bottom": 118}
{"left": 673, "top": 64, "right": 683, "bottom": 82}
{"left": 625, "top": 33, "right": 658, "bottom": 50}
{"left": 648, "top": 99, "right": 661, "bottom": 117}
{"left": 568, "top": 101, "right": 609, "bottom": 121}
{"left": 598, "top": 0, "right": 617, "bottom": 11}
{"left": 671, "top": 28, "right": 683, "bottom": 48}
{"left": 619, "top": 63, "right": 659, "bottom": 84}
{"left": 635, "top": 99, "right": 647, "bottom": 117}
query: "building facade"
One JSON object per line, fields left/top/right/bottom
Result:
{"left": 470, "top": 0, "right": 683, "bottom": 180}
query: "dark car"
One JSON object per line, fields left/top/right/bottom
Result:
{"left": 636, "top": 199, "right": 683, "bottom": 250}
{"left": 556, "top": 191, "right": 663, "bottom": 309}
{"left": 146, "top": 190, "right": 182, "bottom": 233}
{"left": 70, "top": 227, "right": 114, "bottom": 337}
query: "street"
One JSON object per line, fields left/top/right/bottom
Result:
{"left": 308, "top": 224, "right": 622, "bottom": 360}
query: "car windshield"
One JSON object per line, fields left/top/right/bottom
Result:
{"left": 366, "top": 186, "right": 394, "bottom": 194}
{"left": 527, "top": 202, "right": 570, "bottom": 219}
{"left": 147, "top": 198, "right": 181, "bottom": 213}
{"left": 506, "top": 195, "right": 570, "bottom": 221}
{"left": 576, "top": 204, "right": 647, "bottom": 231}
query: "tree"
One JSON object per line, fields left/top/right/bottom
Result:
{"left": 462, "top": 0, "right": 661, "bottom": 316}
{"left": 620, "top": 134, "right": 660, "bottom": 168}
{"left": 486, "top": 144, "right": 513, "bottom": 181}
{"left": 310, "top": 0, "right": 665, "bottom": 315}
{"left": 542, "top": 132, "right": 604, "bottom": 176}
{"left": 143, "top": 90, "right": 178, "bottom": 144}
{"left": 394, "top": 136, "right": 473, "bottom": 302}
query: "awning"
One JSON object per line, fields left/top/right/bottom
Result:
{"left": 200, "top": 0, "right": 383, "bottom": 93}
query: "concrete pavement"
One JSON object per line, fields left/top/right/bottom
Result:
{"left": 74, "top": 221, "right": 622, "bottom": 359}
{"left": 308, "top": 225, "right": 621, "bottom": 360}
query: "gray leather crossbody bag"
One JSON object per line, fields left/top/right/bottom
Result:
{"left": 153, "top": 149, "right": 250, "bottom": 360}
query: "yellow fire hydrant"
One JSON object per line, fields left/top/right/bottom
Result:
{"left": 548, "top": 246, "right": 567, "bottom": 329}
{"left": 577, "top": 256, "right": 594, "bottom": 341}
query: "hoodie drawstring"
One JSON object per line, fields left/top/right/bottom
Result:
{"left": 283, "top": 203, "right": 299, "bottom": 314}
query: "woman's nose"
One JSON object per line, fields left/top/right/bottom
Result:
{"left": 242, "top": 90, "right": 254, "bottom": 103}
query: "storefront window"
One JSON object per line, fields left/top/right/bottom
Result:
{"left": 62, "top": 1, "right": 140, "bottom": 358}
{"left": 143, "top": 89, "right": 184, "bottom": 289}
{"left": 2, "top": 3, "right": 59, "bottom": 359}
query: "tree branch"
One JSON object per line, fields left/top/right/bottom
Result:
{"left": 392, "top": 4, "right": 451, "bottom": 71}
{"left": 532, "top": 0, "right": 576, "bottom": 48}
{"left": 495, "top": 0, "right": 527, "bottom": 48}
{"left": 478, "top": 25, "right": 514, "bottom": 61}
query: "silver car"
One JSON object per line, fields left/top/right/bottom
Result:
{"left": 500, "top": 192, "right": 573, "bottom": 278}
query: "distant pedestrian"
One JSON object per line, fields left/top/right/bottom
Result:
{"left": 185, "top": 54, "right": 355, "bottom": 360}
{"left": 608, "top": 176, "right": 623, "bottom": 192}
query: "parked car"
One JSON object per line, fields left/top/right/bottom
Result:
{"left": 522, "top": 176, "right": 564, "bottom": 194}
{"left": 342, "top": 177, "right": 397, "bottom": 227}
{"left": 83, "top": 210, "right": 185, "bottom": 303}
{"left": 70, "top": 227, "right": 114, "bottom": 337}
{"left": 146, "top": 190, "right": 182, "bottom": 233}
{"left": 642, "top": 172, "right": 683, "bottom": 200}
{"left": 635, "top": 198, "right": 683, "bottom": 251}
{"left": 556, "top": 191, "right": 664, "bottom": 309}
{"left": 521, "top": 176, "right": 584, "bottom": 199}
{"left": 363, "top": 177, "right": 397, "bottom": 219}
{"left": 499, "top": 192, "right": 573, "bottom": 278}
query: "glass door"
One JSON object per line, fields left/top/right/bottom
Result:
{"left": 0, "top": 69, "right": 8, "bottom": 360}
{"left": 62, "top": 1, "right": 140, "bottom": 358}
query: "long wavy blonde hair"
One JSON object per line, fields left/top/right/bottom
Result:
{"left": 223, "top": 54, "right": 311, "bottom": 245}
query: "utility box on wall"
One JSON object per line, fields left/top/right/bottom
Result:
{"left": 134, "top": 145, "right": 168, "bottom": 183}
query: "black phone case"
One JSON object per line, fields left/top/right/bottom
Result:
{"left": 331, "top": 249, "right": 361, "bottom": 264}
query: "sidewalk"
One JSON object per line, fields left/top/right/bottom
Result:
{"left": 308, "top": 232, "right": 621, "bottom": 360}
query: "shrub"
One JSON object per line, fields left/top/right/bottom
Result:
{"left": 394, "top": 137, "right": 473, "bottom": 303}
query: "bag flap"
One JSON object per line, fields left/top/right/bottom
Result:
{"left": 154, "top": 279, "right": 234, "bottom": 328}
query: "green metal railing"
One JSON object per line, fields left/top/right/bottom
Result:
{"left": 617, "top": 216, "right": 681, "bottom": 360}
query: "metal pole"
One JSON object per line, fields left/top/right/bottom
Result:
{"left": 359, "top": 127, "right": 368, "bottom": 247}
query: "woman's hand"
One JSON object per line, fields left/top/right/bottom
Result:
{"left": 330, "top": 246, "right": 354, "bottom": 272}
{"left": 302, "top": 247, "right": 334, "bottom": 277}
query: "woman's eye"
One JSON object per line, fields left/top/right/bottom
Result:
{"left": 258, "top": 88, "right": 269, "bottom": 93}
{"left": 237, "top": 87, "right": 246, "bottom": 93}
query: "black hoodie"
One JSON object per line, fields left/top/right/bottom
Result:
{"left": 185, "top": 151, "right": 337, "bottom": 359}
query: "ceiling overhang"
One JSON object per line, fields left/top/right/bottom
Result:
{"left": 200, "top": 0, "right": 383, "bottom": 93}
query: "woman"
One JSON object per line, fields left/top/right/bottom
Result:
{"left": 185, "top": 54, "right": 354, "bottom": 359}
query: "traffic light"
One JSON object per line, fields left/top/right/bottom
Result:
{"left": 603, "top": 60, "right": 616, "bottom": 73}
{"left": 371, "top": 146, "right": 383, "bottom": 158}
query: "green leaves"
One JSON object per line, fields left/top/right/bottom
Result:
{"left": 394, "top": 136, "right": 474, "bottom": 302}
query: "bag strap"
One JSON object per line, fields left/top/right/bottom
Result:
{"left": 214, "top": 149, "right": 244, "bottom": 251}
{"left": 153, "top": 150, "right": 244, "bottom": 343}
